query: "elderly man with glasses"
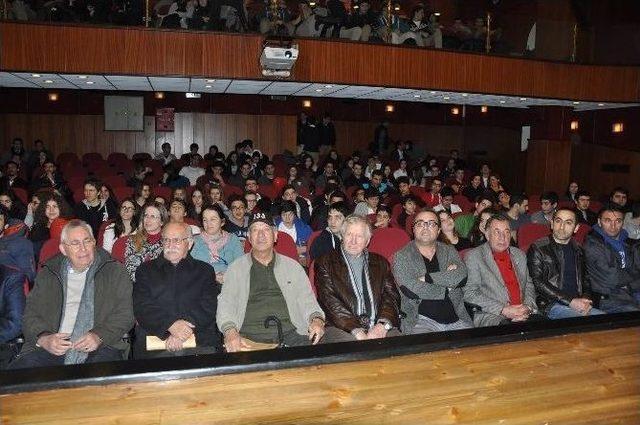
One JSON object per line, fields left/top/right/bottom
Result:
{"left": 9, "top": 219, "right": 134, "bottom": 369}
{"left": 392, "top": 209, "right": 472, "bottom": 334}
{"left": 133, "top": 222, "right": 221, "bottom": 358}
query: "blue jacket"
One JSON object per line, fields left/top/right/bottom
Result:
{"left": 0, "top": 219, "right": 36, "bottom": 282}
{"left": 190, "top": 232, "right": 244, "bottom": 275}
{"left": 0, "top": 266, "right": 26, "bottom": 343}
{"left": 275, "top": 217, "right": 313, "bottom": 246}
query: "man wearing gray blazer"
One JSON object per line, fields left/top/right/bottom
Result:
{"left": 464, "top": 214, "right": 538, "bottom": 327}
{"left": 393, "top": 209, "right": 473, "bottom": 334}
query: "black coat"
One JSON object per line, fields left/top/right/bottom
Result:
{"left": 133, "top": 255, "right": 221, "bottom": 356}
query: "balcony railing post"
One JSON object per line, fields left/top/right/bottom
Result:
{"left": 485, "top": 12, "right": 492, "bottom": 53}
{"left": 144, "top": 0, "right": 150, "bottom": 27}
{"left": 571, "top": 23, "right": 577, "bottom": 62}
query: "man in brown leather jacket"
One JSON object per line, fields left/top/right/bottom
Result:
{"left": 314, "top": 214, "right": 401, "bottom": 342}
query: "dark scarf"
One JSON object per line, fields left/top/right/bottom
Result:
{"left": 594, "top": 225, "right": 629, "bottom": 269}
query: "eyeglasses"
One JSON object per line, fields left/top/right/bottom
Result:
{"left": 64, "top": 238, "right": 95, "bottom": 250}
{"left": 414, "top": 220, "right": 439, "bottom": 229}
{"left": 161, "top": 237, "right": 191, "bottom": 246}
{"left": 144, "top": 213, "right": 161, "bottom": 220}
{"left": 121, "top": 206, "right": 134, "bottom": 211}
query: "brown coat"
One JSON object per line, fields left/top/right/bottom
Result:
{"left": 314, "top": 249, "right": 400, "bottom": 333}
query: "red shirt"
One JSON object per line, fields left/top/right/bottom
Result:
{"left": 422, "top": 192, "right": 441, "bottom": 208}
{"left": 492, "top": 250, "right": 521, "bottom": 305}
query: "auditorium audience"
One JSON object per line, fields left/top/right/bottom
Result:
{"left": 0, "top": 265, "right": 25, "bottom": 347}
{"left": 309, "top": 201, "right": 350, "bottom": 261}
{"left": 224, "top": 194, "right": 249, "bottom": 241}
{"left": 574, "top": 190, "right": 597, "bottom": 226}
{"left": 437, "top": 210, "right": 471, "bottom": 251}
{"left": 0, "top": 205, "right": 35, "bottom": 282}
{"left": 29, "top": 192, "right": 73, "bottom": 257}
{"left": 0, "top": 161, "right": 28, "bottom": 192}
{"left": 74, "top": 179, "right": 117, "bottom": 237}
{"left": 530, "top": 192, "right": 558, "bottom": 225}
{"left": 454, "top": 193, "right": 494, "bottom": 238}
{"left": 623, "top": 202, "right": 640, "bottom": 240}
{"left": 0, "top": 190, "right": 27, "bottom": 221}
{"left": 168, "top": 199, "right": 201, "bottom": 235}
{"left": 154, "top": 142, "right": 177, "bottom": 166}
{"left": 275, "top": 200, "right": 312, "bottom": 260}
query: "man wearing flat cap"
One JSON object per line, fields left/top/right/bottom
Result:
{"left": 217, "top": 211, "right": 325, "bottom": 351}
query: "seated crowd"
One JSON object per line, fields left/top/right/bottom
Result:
{"left": 5, "top": 0, "right": 505, "bottom": 53}
{"left": 0, "top": 132, "right": 638, "bottom": 370}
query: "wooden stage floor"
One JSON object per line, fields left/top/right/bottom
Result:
{"left": 1, "top": 326, "right": 638, "bottom": 424}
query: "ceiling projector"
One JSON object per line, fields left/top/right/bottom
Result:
{"left": 260, "top": 39, "right": 299, "bottom": 78}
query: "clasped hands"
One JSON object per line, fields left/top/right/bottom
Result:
{"left": 37, "top": 331, "right": 102, "bottom": 356}
{"left": 165, "top": 319, "right": 195, "bottom": 352}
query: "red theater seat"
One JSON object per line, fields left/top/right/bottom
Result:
{"left": 517, "top": 223, "right": 551, "bottom": 252}
{"left": 368, "top": 227, "right": 411, "bottom": 263}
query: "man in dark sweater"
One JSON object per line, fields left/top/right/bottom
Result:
{"left": 133, "top": 222, "right": 221, "bottom": 358}
{"left": 73, "top": 179, "right": 117, "bottom": 237}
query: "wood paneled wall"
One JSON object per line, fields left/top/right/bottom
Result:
{"left": 525, "top": 139, "right": 572, "bottom": 195}
{"left": 2, "top": 22, "right": 639, "bottom": 102}
{"left": 0, "top": 113, "right": 296, "bottom": 158}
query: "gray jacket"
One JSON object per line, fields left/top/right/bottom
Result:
{"left": 217, "top": 253, "right": 324, "bottom": 336}
{"left": 463, "top": 243, "right": 537, "bottom": 327}
{"left": 392, "top": 241, "right": 471, "bottom": 334}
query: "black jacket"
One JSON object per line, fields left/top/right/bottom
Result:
{"left": 133, "top": 255, "right": 221, "bottom": 356}
{"left": 584, "top": 230, "right": 640, "bottom": 301}
{"left": 575, "top": 208, "right": 597, "bottom": 227}
{"left": 527, "top": 236, "right": 591, "bottom": 314}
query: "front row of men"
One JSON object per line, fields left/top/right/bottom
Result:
{"left": 7, "top": 203, "right": 639, "bottom": 368}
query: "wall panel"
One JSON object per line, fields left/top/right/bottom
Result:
{"left": 2, "top": 22, "right": 639, "bottom": 102}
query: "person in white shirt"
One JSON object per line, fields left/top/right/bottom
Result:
{"left": 433, "top": 187, "right": 463, "bottom": 214}
{"left": 178, "top": 154, "right": 205, "bottom": 186}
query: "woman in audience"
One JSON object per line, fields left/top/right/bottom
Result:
{"left": 208, "top": 184, "right": 228, "bottom": 211}
{"left": 488, "top": 174, "right": 505, "bottom": 194}
{"left": 168, "top": 199, "right": 201, "bottom": 235}
{"left": 496, "top": 190, "right": 511, "bottom": 212}
{"left": 125, "top": 201, "right": 168, "bottom": 282}
{"left": 374, "top": 205, "right": 392, "bottom": 229}
{"left": 191, "top": 203, "right": 243, "bottom": 283}
{"left": 563, "top": 181, "right": 579, "bottom": 203}
{"left": 102, "top": 198, "right": 140, "bottom": 253}
{"left": 23, "top": 192, "right": 46, "bottom": 228}
{"left": 0, "top": 190, "right": 27, "bottom": 221}
{"left": 172, "top": 187, "right": 188, "bottom": 202}
{"left": 382, "top": 163, "right": 395, "bottom": 189}
{"left": 393, "top": 159, "right": 409, "bottom": 180}
{"left": 300, "top": 154, "right": 317, "bottom": 180}
{"left": 437, "top": 210, "right": 471, "bottom": 251}
{"left": 468, "top": 209, "right": 494, "bottom": 247}
{"left": 226, "top": 151, "right": 240, "bottom": 176}
{"left": 133, "top": 183, "right": 152, "bottom": 207}
{"left": 29, "top": 192, "right": 73, "bottom": 256}
{"left": 74, "top": 179, "right": 118, "bottom": 237}
{"left": 99, "top": 184, "right": 119, "bottom": 209}
{"left": 187, "top": 187, "right": 205, "bottom": 220}
{"left": 286, "top": 164, "right": 306, "bottom": 189}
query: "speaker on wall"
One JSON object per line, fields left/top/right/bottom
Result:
{"left": 104, "top": 96, "right": 144, "bottom": 131}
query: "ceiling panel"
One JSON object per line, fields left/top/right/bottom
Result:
{"left": 0, "top": 72, "right": 637, "bottom": 111}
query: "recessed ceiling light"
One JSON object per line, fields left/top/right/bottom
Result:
{"left": 430, "top": 91, "right": 436, "bottom": 94}
{"left": 205, "top": 85, "right": 212, "bottom": 88}
{"left": 462, "top": 93, "right": 468, "bottom": 97}
{"left": 573, "top": 101, "right": 580, "bottom": 105}
{"left": 598, "top": 103, "right": 605, "bottom": 107}
{"left": 443, "top": 96, "right": 450, "bottom": 100}
{"left": 206, "top": 79, "right": 216, "bottom": 83}
{"left": 43, "top": 80, "right": 53, "bottom": 84}
{"left": 520, "top": 97, "right": 527, "bottom": 101}
{"left": 32, "top": 74, "right": 41, "bottom": 78}
{"left": 413, "top": 94, "right": 421, "bottom": 98}
{"left": 434, "top": 12, "right": 441, "bottom": 16}
{"left": 78, "top": 75, "right": 88, "bottom": 79}
{"left": 324, "top": 85, "right": 333, "bottom": 88}
{"left": 86, "top": 81, "right": 95, "bottom": 85}
{"left": 315, "top": 89, "right": 323, "bottom": 92}
{"left": 499, "top": 100, "right": 506, "bottom": 104}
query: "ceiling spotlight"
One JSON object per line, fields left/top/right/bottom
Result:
{"left": 205, "top": 85, "right": 212, "bottom": 88}
{"left": 206, "top": 79, "right": 216, "bottom": 83}
{"left": 519, "top": 97, "right": 527, "bottom": 101}
{"left": 309, "top": 1, "right": 316, "bottom": 6}
{"left": 598, "top": 103, "right": 605, "bottom": 107}
{"left": 393, "top": 4, "right": 400, "bottom": 11}
{"left": 434, "top": 12, "right": 441, "bottom": 16}
{"left": 31, "top": 74, "right": 41, "bottom": 78}
{"left": 413, "top": 94, "right": 421, "bottom": 98}
{"left": 573, "top": 101, "right": 580, "bottom": 105}
{"left": 155, "top": 92, "right": 164, "bottom": 99}
{"left": 48, "top": 93, "right": 58, "bottom": 101}
{"left": 461, "top": 93, "right": 468, "bottom": 97}
{"left": 481, "top": 106, "right": 488, "bottom": 113}
{"left": 499, "top": 100, "right": 506, "bottom": 104}
{"left": 443, "top": 96, "right": 450, "bottom": 100}
{"left": 86, "top": 81, "right": 95, "bottom": 85}
{"left": 315, "top": 89, "right": 323, "bottom": 92}
{"left": 324, "top": 85, "right": 333, "bottom": 88}
{"left": 43, "top": 80, "right": 53, "bottom": 84}
{"left": 78, "top": 75, "right": 88, "bottom": 79}
{"left": 429, "top": 91, "right": 436, "bottom": 94}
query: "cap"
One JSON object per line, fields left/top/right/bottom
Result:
{"left": 248, "top": 211, "right": 274, "bottom": 228}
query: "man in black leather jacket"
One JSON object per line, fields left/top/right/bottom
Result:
{"left": 527, "top": 208, "right": 605, "bottom": 319}
{"left": 583, "top": 203, "right": 640, "bottom": 313}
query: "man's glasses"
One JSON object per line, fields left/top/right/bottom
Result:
{"left": 162, "top": 237, "right": 190, "bottom": 246}
{"left": 414, "top": 220, "right": 439, "bottom": 229}
{"left": 64, "top": 238, "right": 95, "bottom": 250}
